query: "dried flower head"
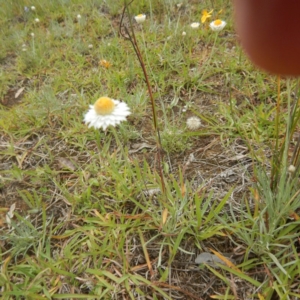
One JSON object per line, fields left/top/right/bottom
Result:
{"left": 84, "top": 97, "right": 131, "bottom": 130}
{"left": 99, "top": 59, "right": 112, "bottom": 69}
{"left": 209, "top": 19, "right": 226, "bottom": 31}
{"left": 288, "top": 165, "right": 296, "bottom": 173}
{"left": 190, "top": 22, "right": 200, "bottom": 29}
{"left": 186, "top": 116, "right": 201, "bottom": 130}
{"left": 134, "top": 14, "right": 146, "bottom": 24}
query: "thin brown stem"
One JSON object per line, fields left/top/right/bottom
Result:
{"left": 120, "top": 0, "right": 165, "bottom": 193}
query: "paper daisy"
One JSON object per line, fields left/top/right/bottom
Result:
{"left": 209, "top": 19, "right": 226, "bottom": 31}
{"left": 84, "top": 97, "right": 131, "bottom": 130}
{"left": 186, "top": 116, "right": 201, "bottom": 130}
{"left": 134, "top": 14, "right": 146, "bottom": 24}
{"left": 190, "top": 22, "right": 200, "bottom": 29}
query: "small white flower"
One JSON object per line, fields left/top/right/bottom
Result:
{"left": 24, "top": 6, "right": 29, "bottom": 12}
{"left": 190, "top": 22, "right": 200, "bottom": 29}
{"left": 77, "top": 14, "right": 82, "bottom": 20}
{"left": 288, "top": 165, "right": 296, "bottom": 173}
{"left": 31, "top": 6, "right": 36, "bottom": 11}
{"left": 35, "top": 18, "right": 40, "bottom": 23}
{"left": 134, "top": 14, "right": 146, "bottom": 24}
{"left": 84, "top": 97, "right": 131, "bottom": 130}
{"left": 182, "top": 31, "right": 186, "bottom": 36}
{"left": 88, "top": 44, "right": 93, "bottom": 49}
{"left": 186, "top": 116, "right": 201, "bottom": 130}
{"left": 30, "top": 32, "right": 35, "bottom": 37}
{"left": 209, "top": 19, "right": 226, "bottom": 31}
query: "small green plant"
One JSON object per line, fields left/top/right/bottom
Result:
{"left": 215, "top": 79, "right": 300, "bottom": 299}
{"left": 160, "top": 127, "right": 191, "bottom": 153}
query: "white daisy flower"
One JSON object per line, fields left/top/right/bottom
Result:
{"left": 186, "top": 116, "right": 201, "bottom": 130}
{"left": 182, "top": 31, "right": 186, "bottom": 36}
{"left": 84, "top": 97, "right": 131, "bottom": 130}
{"left": 31, "top": 6, "right": 36, "bottom": 11}
{"left": 190, "top": 22, "right": 200, "bottom": 29}
{"left": 77, "top": 14, "right": 82, "bottom": 20}
{"left": 35, "top": 18, "right": 40, "bottom": 23}
{"left": 134, "top": 14, "right": 146, "bottom": 24}
{"left": 209, "top": 19, "right": 226, "bottom": 31}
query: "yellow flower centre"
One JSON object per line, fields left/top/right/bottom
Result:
{"left": 137, "top": 14, "right": 144, "bottom": 17}
{"left": 94, "top": 97, "right": 115, "bottom": 115}
{"left": 214, "top": 19, "right": 222, "bottom": 26}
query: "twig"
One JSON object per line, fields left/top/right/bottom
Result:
{"left": 119, "top": 0, "right": 165, "bottom": 193}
